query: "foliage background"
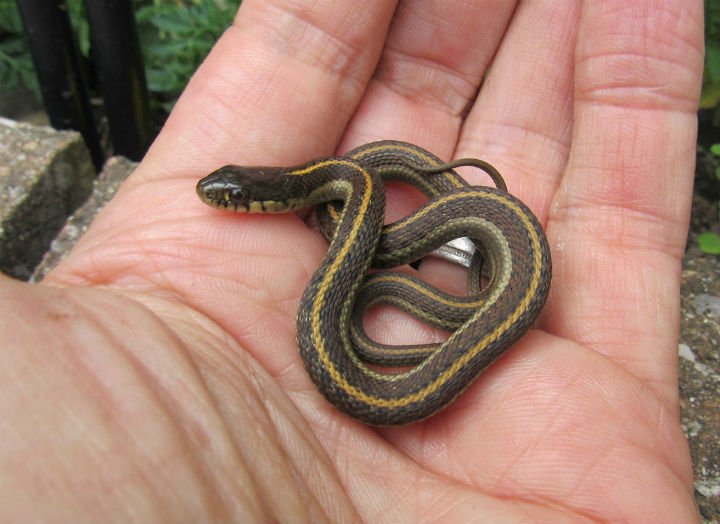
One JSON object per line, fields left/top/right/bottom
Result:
{"left": 0, "top": 0, "right": 236, "bottom": 111}
{"left": 696, "top": 1, "right": 720, "bottom": 254}
{"left": 702, "top": 0, "right": 720, "bottom": 111}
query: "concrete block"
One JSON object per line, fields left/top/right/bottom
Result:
{"left": 31, "top": 155, "right": 136, "bottom": 281}
{"left": 0, "top": 117, "right": 94, "bottom": 279}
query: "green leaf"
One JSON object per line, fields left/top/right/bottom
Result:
{"left": 151, "top": 41, "right": 191, "bottom": 57}
{"left": 66, "top": 0, "right": 90, "bottom": 56}
{"left": 710, "top": 143, "right": 720, "bottom": 156}
{"left": 145, "top": 68, "right": 179, "bottom": 92}
{"left": 18, "top": 64, "right": 40, "bottom": 99}
{"left": 707, "top": 48, "right": 720, "bottom": 80}
{"left": 2, "top": 66, "right": 18, "bottom": 90}
{"left": 700, "top": 83, "right": 720, "bottom": 109}
{"left": 698, "top": 232, "right": 720, "bottom": 254}
{"left": 1, "top": 36, "right": 26, "bottom": 55}
{"left": 152, "top": 13, "right": 196, "bottom": 34}
{"left": 715, "top": 167, "right": 720, "bottom": 182}
{"left": 193, "top": 4, "right": 211, "bottom": 26}
{"left": 0, "top": 1, "right": 23, "bottom": 33}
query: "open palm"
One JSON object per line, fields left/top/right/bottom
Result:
{"left": 5, "top": 0, "right": 701, "bottom": 521}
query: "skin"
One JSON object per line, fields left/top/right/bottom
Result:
{"left": 0, "top": 0, "right": 703, "bottom": 521}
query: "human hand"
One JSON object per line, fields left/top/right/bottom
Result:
{"left": 0, "top": 0, "right": 703, "bottom": 521}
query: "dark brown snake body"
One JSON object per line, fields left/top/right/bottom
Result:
{"left": 196, "top": 140, "right": 551, "bottom": 425}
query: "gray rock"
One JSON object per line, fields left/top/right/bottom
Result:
{"left": 30, "top": 155, "right": 136, "bottom": 281}
{"left": 0, "top": 117, "right": 94, "bottom": 279}
{"left": 680, "top": 252, "right": 720, "bottom": 523}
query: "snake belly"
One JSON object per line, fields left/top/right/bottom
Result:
{"left": 196, "top": 141, "right": 551, "bottom": 425}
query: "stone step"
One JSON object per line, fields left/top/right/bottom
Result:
{"left": 0, "top": 117, "right": 135, "bottom": 281}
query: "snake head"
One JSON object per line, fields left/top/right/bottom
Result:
{"left": 196, "top": 165, "right": 293, "bottom": 213}
{"left": 196, "top": 166, "right": 254, "bottom": 211}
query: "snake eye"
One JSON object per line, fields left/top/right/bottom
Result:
{"left": 227, "top": 187, "right": 249, "bottom": 204}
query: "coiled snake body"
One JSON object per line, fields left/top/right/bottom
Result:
{"left": 196, "top": 141, "right": 551, "bottom": 425}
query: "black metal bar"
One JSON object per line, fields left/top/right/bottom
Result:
{"left": 83, "top": 0, "right": 150, "bottom": 161}
{"left": 16, "top": 0, "right": 104, "bottom": 170}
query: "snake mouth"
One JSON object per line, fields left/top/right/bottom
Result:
{"left": 246, "top": 200, "right": 291, "bottom": 213}
{"left": 205, "top": 198, "right": 248, "bottom": 212}
{"left": 201, "top": 197, "right": 292, "bottom": 214}
{"left": 196, "top": 179, "right": 289, "bottom": 213}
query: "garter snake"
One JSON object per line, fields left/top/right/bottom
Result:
{"left": 196, "top": 141, "right": 551, "bottom": 425}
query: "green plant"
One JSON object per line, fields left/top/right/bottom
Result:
{"left": 0, "top": 0, "right": 89, "bottom": 100}
{"left": 136, "top": 0, "right": 236, "bottom": 111}
{"left": 697, "top": 143, "right": 720, "bottom": 255}
{"left": 698, "top": 231, "right": 720, "bottom": 254}
{"left": 0, "top": 0, "right": 39, "bottom": 98}
{"left": 702, "top": 1, "right": 720, "bottom": 111}
{"left": 693, "top": 2, "right": 720, "bottom": 255}
{"left": 0, "top": 0, "right": 236, "bottom": 112}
